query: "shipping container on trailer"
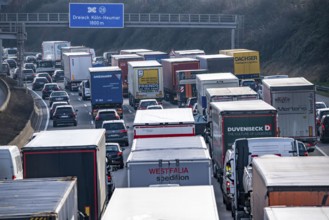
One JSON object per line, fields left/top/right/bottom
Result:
{"left": 120, "top": 49, "right": 152, "bottom": 55}
{"left": 111, "top": 54, "right": 144, "bottom": 97}
{"left": 42, "top": 41, "right": 71, "bottom": 63}
{"left": 205, "top": 87, "right": 259, "bottom": 122}
{"left": 162, "top": 58, "right": 200, "bottom": 104}
{"left": 197, "top": 54, "right": 234, "bottom": 73}
{"left": 264, "top": 207, "right": 329, "bottom": 220}
{"left": 0, "top": 177, "right": 78, "bottom": 219}
{"left": 89, "top": 66, "right": 123, "bottom": 118}
{"left": 128, "top": 60, "right": 164, "bottom": 109}
{"left": 171, "top": 49, "right": 205, "bottom": 58}
{"left": 62, "top": 52, "right": 92, "bottom": 91}
{"left": 262, "top": 77, "right": 317, "bottom": 147}
{"left": 252, "top": 157, "right": 329, "bottom": 220}
{"left": 22, "top": 129, "right": 107, "bottom": 220}
{"left": 101, "top": 186, "right": 219, "bottom": 220}
{"left": 196, "top": 73, "right": 239, "bottom": 115}
{"left": 176, "top": 69, "right": 208, "bottom": 107}
{"left": 127, "top": 147, "right": 212, "bottom": 187}
{"left": 210, "top": 100, "right": 277, "bottom": 183}
{"left": 133, "top": 108, "right": 195, "bottom": 139}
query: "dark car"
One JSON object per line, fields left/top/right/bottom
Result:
{"left": 25, "top": 56, "right": 37, "bottom": 64}
{"left": 32, "top": 77, "right": 49, "bottom": 90}
{"left": 316, "top": 108, "right": 329, "bottom": 135}
{"left": 106, "top": 160, "right": 115, "bottom": 199}
{"left": 4, "top": 59, "right": 17, "bottom": 69}
{"left": 320, "top": 115, "right": 329, "bottom": 143}
{"left": 42, "top": 83, "right": 61, "bottom": 99}
{"left": 49, "top": 90, "right": 70, "bottom": 107}
{"left": 95, "top": 109, "right": 120, "bottom": 128}
{"left": 102, "top": 120, "right": 129, "bottom": 146}
{"left": 52, "top": 105, "right": 77, "bottom": 127}
{"left": 186, "top": 97, "right": 197, "bottom": 108}
{"left": 35, "top": 53, "right": 42, "bottom": 61}
{"left": 52, "top": 69, "right": 64, "bottom": 82}
{"left": 1, "top": 62, "right": 10, "bottom": 76}
{"left": 36, "top": 72, "right": 52, "bottom": 83}
{"left": 49, "top": 101, "right": 69, "bottom": 119}
{"left": 106, "top": 143, "right": 124, "bottom": 169}
{"left": 23, "top": 62, "right": 36, "bottom": 73}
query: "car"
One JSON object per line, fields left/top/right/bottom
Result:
{"left": 78, "top": 79, "right": 90, "bottom": 100}
{"left": 1, "top": 62, "right": 10, "bottom": 76}
{"left": 257, "top": 84, "right": 263, "bottom": 99}
{"left": 95, "top": 109, "right": 120, "bottom": 128}
{"left": 106, "top": 159, "right": 115, "bottom": 199}
{"left": 52, "top": 105, "right": 77, "bottom": 127}
{"left": 32, "top": 77, "right": 49, "bottom": 90}
{"left": 320, "top": 115, "right": 329, "bottom": 143}
{"left": 192, "top": 102, "right": 198, "bottom": 115}
{"left": 137, "top": 99, "right": 159, "bottom": 110}
{"left": 146, "top": 105, "right": 163, "bottom": 110}
{"left": 25, "top": 55, "right": 37, "bottom": 64}
{"left": 92, "top": 56, "right": 105, "bottom": 66}
{"left": 106, "top": 142, "right": 124, "bottom": 169}
{"left": 36, "top": 72, "right": 52, "bottom": 83}
{"left": 23, "top": 62, "right": 36, "bottom": 73}
{"left": 102, "top": 120, "right": 129, "bottom": 146}
{"left": 4, "top": 59, "right": 17, "bottom": 69}
{"left": 222, "top": 149, "right": 234, "bottom": 210}
{"left": 52, "top": 69, "right": 64, "bottom": 82}
{"left": 316, "top": 108, "right": 329, "bottom": 135}
{"left": 240, "top": 79, "right": 257, "bottom": 91}
{"left": 35, "top": 53, "right": 42, "bottom": 61}
{"left": 49, "top": 101, "right": 69, "bottom": 120}
{"left": 13, "top": 68, "right": 35, "bottom": 81}
{"left": 49, "top": 90, "right": 70, "bottom": 107}
{"left": 185, "top": 97, "right": 197, "bottom": 108}
{"left": 42, "top": 83, "right": 61, "bottom": 99}
{"left": 316, "top": 101, "right": 327, "bottom": 110}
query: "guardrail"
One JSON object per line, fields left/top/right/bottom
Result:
{"left": 0, "top": 77, "right": 10, "bottom": 112}
{"left": 316, "top": 85, "right": 329, "bottom": 92}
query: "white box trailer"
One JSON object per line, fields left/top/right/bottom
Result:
{"left": 127, "top": 147, "right": 212, "bottom": 187}
{"left": 133, "top": 108, "right": 195, "bottom": 139}
{"left": 42, "top": 40, "right": 71, "bottom": 62}
{"left": 131, "top": 136, "right": 208, "bottom": 152}
{"left": 128, "top": 60, "right": 164, "bottom": 109}
{"left": 0, "top": 177, "right": 78, "bottom": 219}
{"left": 264, "top": 207, "right": 329, "bottom": 220}
{"left": 101, "top": 186, "right": 219, "bottom": 220}
{"left": 262, "top": 77, "right": 317, "bottom": 147}
{"left": 205, "top": 86, "right": 259, "bottom": 122}
{"left": 63, "top": 52, "right": 92, "bottom": 91}
{"left": 196, "top": 73, "right": 239, "bottom": 115}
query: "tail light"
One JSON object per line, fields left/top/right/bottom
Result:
{"left": 226, "top": 181, "right": 230, "bottom": 193}
{"left": 304, "top": 151, "right": 309, "bottom": 156}
{"left": 251, "top": 155, "right": 258, "bottom": 158}
{"left": 107, "top": 175, "right": 111, "bottom": 182}
{"left": 322, "top": 124, "right": 325, "bottom": 130}
{"left": 274, "top": 154, "right": 282, "bottom": 157}
{"left": 12, "top": 175, "right": 16, "bottom": 180}
{"left": 117, "top": 151, "right": 123, "bottom": 156}
{"left": 116, "top": 115, "right": 120, "bottom": 119}
{"left": 120, "top": 129, "right": 127, "bottom": 133}
{"left": 95, "top": 116, "right": 100, "bottom": 121}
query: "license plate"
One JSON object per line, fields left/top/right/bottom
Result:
{"left": 108, "top": 134, "right": 119, "bottom": 137}
{"left": 56, "top": 97, "right": 64, "bottom": 100}
{"left": 60, "top": 115, "right": 69, "bottom": 118}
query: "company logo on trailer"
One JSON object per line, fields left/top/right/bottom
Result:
{"left": 275, "top": 96, "right": 290, "bottom": 103}
{"left": 227, "top": 124, "right": 272, "bottom": 132}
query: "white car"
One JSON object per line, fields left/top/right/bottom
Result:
{"left": 137, "top": 99, "right": 159, "bottom": 110}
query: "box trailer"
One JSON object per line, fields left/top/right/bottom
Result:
{"left": 262, "top": 77, "right": 317, "bottom": 147}
{"left": 111, "top": 54, "right": 144, "bottom": 97}
{"left": 89, "top": 66, "right": 123, "bottom": 118}
{"left": 0, "top": 177, "right": 78, "bottom": 219}
{"left": 131, "top": 136, "right": 208, "bottom": 152}
{"left": 127, "top": 147, "right": 212, "bottom": 187}
{"left": 101, "top": 186, "right": 219, "bottom": 220}
{"left": 63, "top": 52, "right": 92, "bottom": 91}
{"left": 219, "top": 49, "right": 260, "bottom": 79}
{"left": 162, "top": 58, "right": 200, "bottom": 104}
{"left": 128, "top": 60, "right": 164, "bottom": 109}
{"left": 22, "top": 129, "right": 107, "bottom": 220}
{"left": 133, "top": 108, "right": 195, "bottom": 139}
{"left": 205, "top": 86, "right": 259, "bottom": 122}
{"left": 136, "top": 51, "right": 169, "bottom": 63}
{"left": 210, "top": 100, "right": 277, "bottom": 183}
{"left": 171, "top": 49, "right": 205, "bottom": 58}
{"left": 42, "top": 41, "right": 71, "bottom": 64}
{"left": 197, "top": 54, "right": 234, "bottom": 73}
{"left": 264, "top": 207, "right": 329, "bottom": 220}
{"left": 176, "top": 69, "right": 208, "bottom": 107}
{"left": 196, "top": 73, "right": 239, "bottom": 115}
{"left": 252, "top": 156, "right": 329, "bottom": 220}
{"left": 120, "top": 49, "right": 152, "bottom": 55}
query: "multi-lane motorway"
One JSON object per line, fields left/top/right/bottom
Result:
{"left": 27, "top": 82, "right": 328, "bottom": 220}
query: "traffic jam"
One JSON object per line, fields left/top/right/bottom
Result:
{"left": 1, "top": 42, "right": 329, "bottom": 220}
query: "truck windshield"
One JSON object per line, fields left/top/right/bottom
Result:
{"left": 37, "top": 61, "right": 54, "bottom": 68}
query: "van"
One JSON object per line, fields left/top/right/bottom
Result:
{"left": 0, "top": 145, "right": 23, "bottom": 180}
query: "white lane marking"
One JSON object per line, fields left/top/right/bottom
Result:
{"left": 316, "top": 146, "right": 328, "bottom": 156}
{"left": 84, "top": 104, "right": 87, "bottom": 107}
{"left": 78, "top": 97, "right": 81, "bottom": 101}
{"left": 89, "top": 112, "right": 91, "bottom": 115}
{"left": 30, "top": 89, "right": 49, "bottom": 131}
{"left": 70, "top": 93, "right": 75, "bottom": 96}
{"left": 90, "top": 120, "right": 94, "bottom": 125}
